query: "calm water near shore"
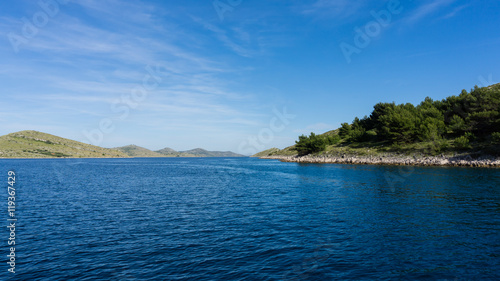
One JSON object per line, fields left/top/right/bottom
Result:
{"left": 1, "top": 157, "right": 499, "bottom": 280}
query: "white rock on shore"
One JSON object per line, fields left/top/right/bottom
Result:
{"left": 259, "top": 154, "right": 500, "bottom": 167}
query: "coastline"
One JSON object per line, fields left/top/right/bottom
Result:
{"left": 0, "top": 156, "right": 130, "bottom": 160}
{"left": 0, "top": 155, "right": 247, "bottom": 159}
{"left": 258, "top": 154, "right": 500, "bottom": 168}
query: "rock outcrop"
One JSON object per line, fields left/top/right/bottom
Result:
{"left": 259, "top": 154, "right": 500, "bottom": 167}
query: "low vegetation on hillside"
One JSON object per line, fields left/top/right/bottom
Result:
{"left": 0, "top": 131, "right": 246, "bottom": 158}
{"left": 179, "top": 148, "right": 245, "bottom": 157}
{"left": 114, "top": 145, "right": 167, "bottom": 157}
{"left": 155, "top": 147, "right": 196, "bottom": 157}
{"left": 0, "top": 130, "right": 128, "bottom": 158}
{"left": 258, "top": 84, "right": 500, "bottom": 157}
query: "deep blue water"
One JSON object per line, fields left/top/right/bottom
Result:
{"left": 0, "top": 157, "right": 499, "bottom": 280}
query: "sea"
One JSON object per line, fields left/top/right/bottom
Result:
{"left": 0, "top": 157, "right": 499, "bottom": 280}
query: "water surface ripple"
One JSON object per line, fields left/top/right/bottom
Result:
{"left": 0, "top": 158, "right": 498, "bottom": 280}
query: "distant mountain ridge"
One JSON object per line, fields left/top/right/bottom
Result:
{"left": 113, "top": 145, "right": 165, "bottom": 157}
{"left": 156, "top": 147, "right": 177, "bottom": 154}
{"left": 179, "top": 148, "right": 245, "bottom": 157}
{"left": 0, "top": 131, "right": 246, "bottom": 158}
{"left": 112, "top": 146, "right": 246, "bottom": 158}
{"left": 154, "top": 147, "right": 197, "bottom": 157}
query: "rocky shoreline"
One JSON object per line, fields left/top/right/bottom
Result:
{"left": 259, "top": 154, "right": 500, "bottom": 168}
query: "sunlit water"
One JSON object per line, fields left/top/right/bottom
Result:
{"left": 0, "top": 157, "right": 499, "bottom": 280}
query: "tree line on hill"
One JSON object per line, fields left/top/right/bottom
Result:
{"left": 295, "top": 84, "right": 500, "bottom": 155}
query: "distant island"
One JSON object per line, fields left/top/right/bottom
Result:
{"left": 254, "top": 83, "right": 500, "bottom": 167}
{"left": 114, "top": 145, "right": 245, "bottom": 158}
{"left": 0, "top": 130, "right": 245, "bottom": 158}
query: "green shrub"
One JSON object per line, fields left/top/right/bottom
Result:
{"left": 463, "top": 132, "right": 475, "bottom": 141}
{"left": 391, "top": 143, "right": 402, "bottom": 152}
{"left": 349, "top": 127, "right": 366, "bottom": 142}
{"left": 454, "top": 135, "right": 470, "bottom": 149}
{"left": 448, "top": 115, "right": 466, "bottom": 134}
{"left": 352, "top": 129, "right": 378, "bottom": 142}
{"left": 492, "top": 132, "right": 500, "bottom": 144}
{"left": 424, "top": 139, "right": 448, "bottom": 155}
{"left": 339, "top": 123, "right": 352, "bottom": 139}
{"left": 326, "top": 135, "right": 341, "bottom": 145}
{"left": 365, "top": 129, "right": 377, "bottom": 138}
{"left": 439, "top": 139, "right": 450, "bottom": 151}
{"left": 295, "top": 133, "right": 327, "bottom": 155}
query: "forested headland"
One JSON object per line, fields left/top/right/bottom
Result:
{"left": 256, "top": 83, "right": 500, "bottom": 163}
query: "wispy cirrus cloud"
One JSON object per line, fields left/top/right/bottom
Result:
{"left": 191, "top": 16, "right": 271, "bottom": 58}
{"left": 441, "top": 4, "right": 469, "bottom": 19}
{"left": 3, "top": 0, "right": 493, "bottom": 152}
{"left": 0, "top": 0, "right": 269, "bottom": 150}
{"left": 299, "top": 0, "right": 368, "bottom": 19}
{"left": 405, "top": 0, "right": 458, "bottom": 24}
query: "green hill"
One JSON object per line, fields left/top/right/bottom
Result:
{"left": 114, "top": 145, "right": 166, "bottom": 157}
{"left": 256, "top": 83, "right": 500, "bottom": 158}
{"left": 0, "top": 130, "right": 128, "bottom": 158}
{"left": 180, "top": 148, "right": 245, "bottom": 157}
{"left": 156, "top": 147, "right": 177, "bottom": 154}
{"left": 251, "top": 148, "right": 280, "bottom": 157}
{"left": 155, "top": 147, "right": 197, "bottom": 157}
{"left": 0, "top": 131, "right": 247, "bottom": 159}
{"left": 154, "top": 147, "right": 245, "bottom": 157}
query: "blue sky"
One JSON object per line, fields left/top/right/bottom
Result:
{"left": 1, "top": 0, "right": 499, "bottom": 154}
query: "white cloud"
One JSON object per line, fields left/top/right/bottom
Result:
{"left": 0, "top": 0, "right": 291, "bottom": 150}
{"left": 442, "top": 4, "right": 469, "bottom": 19}
{"left": 405, "top": 0, "right": 457, "bottom": 24}
{"left": 191, "top": 16, "right": 255, "bottom": 57}
{"left": 298, "top": 0, "right": 369, "bottom": 20}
